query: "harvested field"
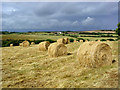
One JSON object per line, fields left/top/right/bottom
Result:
{"left": 2, "top": 41, "right": 118, "bottom": 88}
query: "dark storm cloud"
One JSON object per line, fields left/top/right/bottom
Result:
{"left": 34, "top": 3, "right": 60, "bottom": 17}
{"left": 2, "top": 2, "right": 118, "bottom": 31}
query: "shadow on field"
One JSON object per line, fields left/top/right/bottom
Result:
{"left": 67, "top": 53, "right": 73, "bottom": 55}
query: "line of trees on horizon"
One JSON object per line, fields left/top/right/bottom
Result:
{"left": 0, "top": 30, "right": 116, "bottom": 35}
{"left": 116, "top": 22, "right": 120, "bottom": 36}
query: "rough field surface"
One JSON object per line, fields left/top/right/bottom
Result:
{"left": 2, "top": 41, "right": 118, "bottom": 88}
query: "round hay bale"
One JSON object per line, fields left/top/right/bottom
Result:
{"left": 10, "top": 44, "right": 13, "bottom": 47}
{"left": 90, "top": 41, "right": 95, "bottom": 42}
{"left": 77, "top": 42, "right": 112, "bottom": 68}
{"left": 85, "top": 40, "right": 88, "bottom": 42}
{"left": 19, "top": 43, "right": 23, "bottom": 46}
{"left": 57, "top": 38, "right": 65, "bottom": 44}
{"left": 39, "top": 41, "right": 50, "bottom": 51}
{"left": 48, "top": 43, "right": 67, "bottom": 57}
{"left": 31, "top": 42, "right": 35, "bottom": 45}
{"left": 74, "top": 40, "right": 78, "bottom": 42}
{"left": 64, "top": 38, "right": 70, "bottom": 44}
{"left": 79, "top": 40, "right": 83, "bottom": 42}
{"left": 22, "top": 41, "right": 30, "bottom": 47}
{"left": 98, "top": 40, "right": 100, "bottom": 42}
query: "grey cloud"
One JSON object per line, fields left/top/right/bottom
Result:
{"left": 81, "top": 17, "right": 95, "bottom": 26}
{"left": 2, "top": 2, "right": 118, "bottom": 31}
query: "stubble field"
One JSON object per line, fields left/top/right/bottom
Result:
{"left": 2, "top": 41, "right": 118, "bottom": 88}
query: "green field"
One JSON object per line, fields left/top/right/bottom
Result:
{"left": 1, "top": 32, "right": 118, "bottom": 47}
{"left": 2, "top": 31, "right": 118, "bottom": 41}
{"left": 2, "top": 34, "right": 73, "bottom": 41}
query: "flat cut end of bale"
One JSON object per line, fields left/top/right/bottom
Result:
{"left": 77, "top": 42, "right": 112, "bottom": 68}
{"left": 31, "top": 42, "right": 35, "bottom": 45}
{"left": 39, "top": 41, "right": 50, "bottom": 51}
{"left": 10, "top": 44, "right": 13, "bottom": 47}
{"left": 22, "top": 41, "right": 30, "bottom": 47}
{"left": 79, "top": 40, "right": 83, "bottom": 42}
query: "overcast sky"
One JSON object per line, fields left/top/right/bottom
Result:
{"left": 2, "top": 2, "right": 118, "bottom": 32}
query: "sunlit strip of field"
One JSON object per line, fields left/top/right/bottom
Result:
{"left": 2, "top": 34, "right": 74, "bottom": 40}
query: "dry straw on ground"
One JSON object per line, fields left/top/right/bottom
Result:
{"left": 64, "top": 38, "right": 70, "bottom": 44}
{"left": 10, "top": 44, "right": 13, "bottom": 47}
{"left": 22, "top": 41, "right": 30, "bottom": 47}
{"left": 48, "top": 43, "right": 67, "bottom": 57}
{"left": 39, "top": 41, "right": 50, "bottom": 51}
{"left": 31, "top": 42, "right": 35, "bottom": 45}
{"left": 77, "top": 42, "right": 112, "bottom": 68}
{"left": 57, "top": 38, "right": 66, "bottom": 44}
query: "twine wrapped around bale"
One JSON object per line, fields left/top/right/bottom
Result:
{"left": 57, "top": 38, "right": 66, "bottom": 44}
{"left": 77, "top": 42, "right": 112, "bottom": 68}
{"left": 19, "top": 43, "right": 23, "bottom": 46}
{"left": 64, "top": 38, "right": 70, "bottom": 44}
{"left": 10, "top": 44, "right": 13, "bottom": 47}
{"left": 39, "top": 41, "right": 50, "bottom": 51}
{"left": 48, "top": 43, "right": 67, "bottom": 57}
{"left": 31, "top": 42, "right": 35, "bottom": 45}
{"left": 22, "top": 41, "right": 30, "bottom": 47}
